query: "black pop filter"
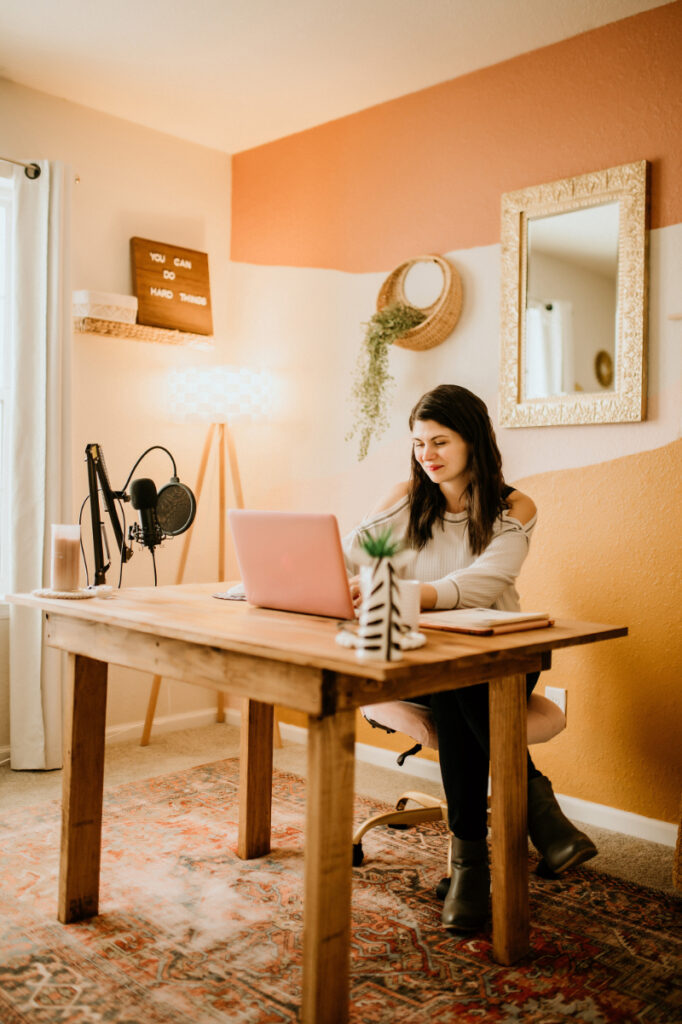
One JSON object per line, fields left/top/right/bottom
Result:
{"left": 156, "top": 477, "right": 196, "bottom": 536}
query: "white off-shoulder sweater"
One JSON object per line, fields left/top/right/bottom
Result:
{"left": 342, "top": 496, "right": 536, "bottom": 612}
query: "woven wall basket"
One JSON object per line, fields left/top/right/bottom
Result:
{"left": 376, "top": 254, "right": 463, "bottom": 351}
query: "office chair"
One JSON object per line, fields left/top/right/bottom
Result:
{"left": 352, "top": 692, "right": 566, "bottom": 879}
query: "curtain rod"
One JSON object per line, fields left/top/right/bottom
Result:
{"left": 0, "top": 156, "right": 41, "bottom": 179}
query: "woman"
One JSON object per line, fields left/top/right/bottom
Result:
{"left": 344, "top": 384, "right": 597, "bottom": 933}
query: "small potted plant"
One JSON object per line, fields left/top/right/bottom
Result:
{"left": 355, "top": 528, "right": 409, "bottom": 661}
{"left": 346, "top": 303, "right": 426, "bottom": 461}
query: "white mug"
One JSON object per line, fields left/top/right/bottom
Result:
{"left": 396, "top": 578, "right": 421, "bottom": 632}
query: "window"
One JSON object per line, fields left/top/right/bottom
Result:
{"left": 0, "top": 174, "right": 14, "bottom": 594}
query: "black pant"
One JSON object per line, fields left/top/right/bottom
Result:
{"left": 415, "top": 672, "right": 541, "bottom": 841}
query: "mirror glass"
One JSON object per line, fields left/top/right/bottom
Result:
{"left": 500, "top": 162, "right": 648, "bottom": 427}
{"left": 525, "top": 203, "right": 619, "bottom": 398}
{"left": 403, "top": 259, "right": 445, "bottom": 308}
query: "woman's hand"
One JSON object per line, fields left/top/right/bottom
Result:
{"left": 350, "top": 576, "right": 436, "bottom": 611}
{"left": 348, "top": 575, "right": 362, "bottom": 609}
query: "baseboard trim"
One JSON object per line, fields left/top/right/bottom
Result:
{"left": 105, "top": 706, "right": 220, "bottom": 745}
{"left": 104, "top": 709, "right": 678, "bottom": 848}
{"left": 553, "top": 794, "right": 677, "bottom": 848}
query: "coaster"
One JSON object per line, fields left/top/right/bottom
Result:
{"left": 32, "top": 588, "right": 97, "bottom": 600}
{"left": 335, "top": 627, "right": 427, "bottom": 651}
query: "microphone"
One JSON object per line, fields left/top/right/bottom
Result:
{"left": 129, "top": 478, "right": 163, "bottom": 549}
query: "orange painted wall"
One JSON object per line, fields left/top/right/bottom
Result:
{"left": 515, "top": 440, "right": 682, "bottom": 823}
{"left": 232, "top": 1, "right": 682, "bottom": 272}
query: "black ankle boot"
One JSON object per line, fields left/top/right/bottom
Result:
{"left": 441, "top": 837, "right": 490, "bottom": 932}
{"left": 528, "top": 775, "right": 597, "bottom": 876}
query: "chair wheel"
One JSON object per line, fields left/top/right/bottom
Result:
{"left": 352, "top": 843, "right": 364, "bottom": 866}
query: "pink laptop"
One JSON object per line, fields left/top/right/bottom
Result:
{"left": 228, "top": 510, "right": 355, "bottom": 619}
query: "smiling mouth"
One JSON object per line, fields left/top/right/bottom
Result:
{"left": 426, "top": 465, "right": 443, "bottom": 472}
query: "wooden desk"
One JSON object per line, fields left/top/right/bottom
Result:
{"left": 10, "top": 584, "right": 626, "bottom": 1024}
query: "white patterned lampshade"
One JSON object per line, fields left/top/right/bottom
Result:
{"left": 168, "top": 366, "right": 273, "bottom": 423}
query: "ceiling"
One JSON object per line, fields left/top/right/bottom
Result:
{"left": 0, "top": 0, "right": 670, "bottom": 154}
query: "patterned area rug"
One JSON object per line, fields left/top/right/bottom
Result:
{"left": 1, "top": 758, "right": 679, "bottom": 1023}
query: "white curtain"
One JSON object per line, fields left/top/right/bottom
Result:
{"left": 9, "top": 160, "right": 72, "bottom": 770}
{"left": 524, "top": 300, "right": 574, "bottom": 399}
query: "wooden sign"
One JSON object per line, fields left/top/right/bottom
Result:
{"left": 130, "top": 237, "right": 213, "bottom": 335}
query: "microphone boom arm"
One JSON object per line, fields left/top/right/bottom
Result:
{"left": 85, "top": 443, "right": 132, "bottom": 585}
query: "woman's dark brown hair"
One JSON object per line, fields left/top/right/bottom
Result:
{"left": 406, "top": 384, "right": 508, "bottom": 555}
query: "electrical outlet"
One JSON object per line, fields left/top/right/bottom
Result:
{"left": 545, "top": 686, "right": 567, "bottom": 714}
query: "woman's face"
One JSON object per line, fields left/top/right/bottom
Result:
{"left": 412, "top": 419, "right": 470, "bottom": 488}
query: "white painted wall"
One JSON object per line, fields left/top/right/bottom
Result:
{"left": 225, "top": 226, "right": 681, "bottom": 529}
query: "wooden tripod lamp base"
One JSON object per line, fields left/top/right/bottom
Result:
{"left": 140, "top": 421, "right": 281, "bottom": 748}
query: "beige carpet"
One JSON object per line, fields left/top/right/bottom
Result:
{"left": 0, "top": 721, "right": 676, "bottom": 893}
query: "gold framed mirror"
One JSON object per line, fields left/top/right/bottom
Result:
{"left": 499, "top": 161, "right": 648, "bottom": 427}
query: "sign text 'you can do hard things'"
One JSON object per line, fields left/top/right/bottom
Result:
{"left": 130, "top": 237, "right": 213, "bottom": 335}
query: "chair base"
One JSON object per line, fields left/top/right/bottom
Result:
{"left": 352, "top": 791, "right": 449, "bottom": 866}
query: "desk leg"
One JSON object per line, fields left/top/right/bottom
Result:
{"left": 302, "top": 707, "right": 355, "bottom": 1024}
{"left": 489, "top": 672, "right": 529, "bottom": 965}
{"left": 238, "top": 698, "right": 273, "bottom": 859}
{"left": 59, "top": 654, "right": 108, "bottom": 923}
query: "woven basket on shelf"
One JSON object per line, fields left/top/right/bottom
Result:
{"left": 376, "top": 254, "right": 462, "bottom": 351}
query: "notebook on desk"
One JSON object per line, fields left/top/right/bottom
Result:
{"left": 226, "top": 509, "right": 355, "bottom": 620}
{"left": 419, "top": 608, "right": 553, "bottom": 636}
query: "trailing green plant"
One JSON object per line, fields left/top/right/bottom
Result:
{"left": 359, "top": 526, "right": 403, "bottom": 560}
{"left": 346, "top": 303, "right": 426, "bottom": 461}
